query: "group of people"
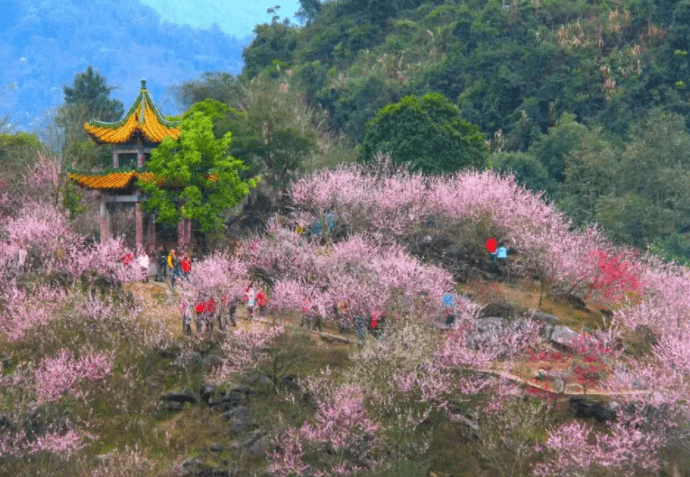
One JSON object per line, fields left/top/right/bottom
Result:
{"left": 121, "top": 246, "right": 192, "bottom": 288}
{"left": 152, "top": 248, "right": 192, "bottom": 289}
{"left": 181, "top": 281, "right": 268, "bottom": 336}
{"left": 243, "top": 281, "right": 267, "bottom": 319}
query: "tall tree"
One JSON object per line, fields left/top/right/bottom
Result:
{"left": 63, "top": 66, "right": 124, "bottom": 122}
{"left": 358, "top": 93, "right": 487, "bottom": 174}
{"left": 174, "top": 72, "right": 244, "bottom": 111}
{"left": 58, "top": 67, "right": 123, "bottom": 169}
{"left": 217, "top": 78, "right": 321, "bottom": 200}
{"left": 139, "top": 107, "right": 257, "bottom": 233}
{"left": 296, "top": 0, "right": 321, "bottom": 24}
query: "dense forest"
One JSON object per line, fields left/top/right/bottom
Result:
{"left": 182, "top": 0, "right": 690, "bottom": 263}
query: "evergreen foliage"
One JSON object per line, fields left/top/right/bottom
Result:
{"left": 235, "top": 0, "right": 690, "bottom": 255}
{"left": 139, "top": 106, "right": 257, "bottom": 233}
{"left": 63, "top": 67, "right": 124, "bottom": 123}
{"left": 359, "top": 93, "right": 487, "bottom": 174}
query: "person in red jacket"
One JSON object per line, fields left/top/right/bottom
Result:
{"left": 181, "top": 253, "right": 192, "bottom": 280}
{"left": 256, "top": 289, "right": 267, "bottom": 317}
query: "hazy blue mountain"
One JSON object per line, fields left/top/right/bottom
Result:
{"left": 139, "top": 0, "right": 303, "bottom": 39}
{"left": 0, "top": 0, "right": 252, "bottom": 131}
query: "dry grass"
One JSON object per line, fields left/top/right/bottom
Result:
{"left": 458, "top": 278, "right": 607, "bottom": 330}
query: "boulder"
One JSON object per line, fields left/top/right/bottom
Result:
{"left": 528, "top": 310, "right": 561, "bottom": 325}
{"left": 160, "top": 400, "right": 185, "bottom": 411}
{"left": 208, "top": 390, "right": 249, "bottom": 411}
{"left": 479, "top": 301, "right": 516, "bottom": 319}
{"left": 223, "top": 405, "right": 253, "bottom": 433}
{"left": 466, "top": 317, "right": 507, "bottom": 349}
{"left": 94, "top": 452, "right": 114, "bottom": 464}
{"left": 569, "top": 397, "right": 616, "bottom": 423}
{"left": 202, "top": 354, "right": 222, "bottom": 372}
{"left": 550, "top": 325, "right": 580, "bottom": 349}
{"left": 181, "top": 458, "right": 203, "bottom": 475}
{"left": 246, "top": 432, "right": 267, "bottom": 457}
{"left": 160, "top": 389, "right": 198, "bottom": 405}
{"left": 508, "top": 318, "right": 533, "bottom": 332}
{"left": 200, "top": 384, "right": 216, "bottom": 405}
{"left": 209, "top": 443, "right": 223, "bottom": 453}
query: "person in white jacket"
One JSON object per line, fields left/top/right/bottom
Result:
{"left": 137, "top": 252, "right": 150, "bottom": 283}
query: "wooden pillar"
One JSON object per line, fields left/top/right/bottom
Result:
{"left": 106, "top": 203, "right": 113, "bottom": 240}
{"left": 135, "top": 200, "right": 144, "bottom": 254}
{"left": 137, "top": 136, "right": 145, "bottom": 169}
{"left": 177, "top": 218, "right": 184, "bottom": 249}
{"left": 185, "top": 218, "right": 192, "bottom": 249}
{"left": 147, "top": 213, "right": 156, "bottom": 252}
{"left": 112, "top": 147, "right": 119, "bottom": 168}
{"left": 99, "top": 193, "right": 108, "bottom": 243}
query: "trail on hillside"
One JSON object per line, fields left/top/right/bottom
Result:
{"left": 125, "top": 280, "right": 645, "bottom": 399}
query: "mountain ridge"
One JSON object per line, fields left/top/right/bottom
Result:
{"left": 0, "top": 0, "right": 251, "bottom": 131}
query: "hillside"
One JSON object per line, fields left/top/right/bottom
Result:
{"left": 242, "top": 0, "right": 690, "bottom": 144}
{"left": 1, "top": 159, "right": 689, "bottom": 476}
{"left": 231, "top": 0, "right": 690, "bottom": 263}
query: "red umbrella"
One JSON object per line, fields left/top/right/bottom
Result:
{"left": 485, "top": 237, "right": 497, "bottom": 253}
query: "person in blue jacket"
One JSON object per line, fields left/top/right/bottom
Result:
{"left": 496, "top": 243, "right": 508, "bottom": 261}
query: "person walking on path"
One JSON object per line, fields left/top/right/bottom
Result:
{"left": 256, "top": 288, "right": 268, "bottom": 317}
{"left": 137, "top": 252, "right": 150, "bottom": 283}
{"left": 168, "top": 250, "right": 182, "bottom": 290}
{"left": 181, "top": 253, "right": 192, "bottom": 281}
{"left": 244, "top": 282, "right": 257, "bottom": 319}
{"left": 496, "top": 243, "right": 509, "bottom": 261}
{"left": 167, "top": 249, "right": 176, "bottom": 273}
{"left": 155, "top": 247, "right": 167, "bottom": 282}
{"left": 356, "top": 315, "right": 367, "bottom": 344}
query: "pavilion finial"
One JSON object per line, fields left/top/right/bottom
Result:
{"left": 141, "top": 78, "right": 147, "bottom": 90}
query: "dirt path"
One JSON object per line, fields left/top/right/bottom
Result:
{"left": 124, "top": 281, "right": 647, "bottom": 398}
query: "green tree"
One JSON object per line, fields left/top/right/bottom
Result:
{"left": 296, "top": 0, "right": 321, "bottom": 24}
{"left": 139, "top": 110, "right": 257, "bottom": 233}
{"left": 63, "top": 66, "right": 124, "bottom": 122}
{"left": 529, "top": 113, "right": 590, "bottom": 183}
{"left": 241, "top": 19, "right": 298, "bottom": 79}
{"left": 557, "top": 131, "right": 618, "bottom": 228}
{"left": 0, "top": 131, "right": 42, "bottom": 194}
{"left": 174, "top": 72, "right": 244, "bottom": 110}
{"left": 217, "top": 78, "right": 321, "bottom": 199}
{"left": 615, "top": 109, "right": 690, "bottom": 210}
{"left": 594, "top": 193, "right": 678, "bottom": 247}
{"left": 358, "top": 93, "right": 487, "bottom": 174}
{"left": 58, "top": 67, "right": 124, "bottom": 170}
{"left": 649, "top": 232, "right": 690, "bottom": 266}
{"left": 490, "top": 151, "right": 555, "bottom": 198}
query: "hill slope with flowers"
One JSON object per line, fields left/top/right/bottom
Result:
{"left": 1, "top": 156, "right": 689, "bottom": 476}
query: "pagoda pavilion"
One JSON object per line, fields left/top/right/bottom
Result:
{"left": 69, "top": 80, "right": 191, "bottom": 253}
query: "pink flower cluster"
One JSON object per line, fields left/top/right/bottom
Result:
{"left": 213, "top": 325, "right": 286, "bottom": 382}
{"left": 178, "top": 251, "right": 248, "bottom": 306}
{"left": 534, "top": 414, "right": 664, "bottom": 475}
{"left": 0, "top": 284, "right": 68, "bottom": 341}
{"left": 290, "top": 155, "right": 614, "bottom": 295}
{"left": 0, "top": 201, "right": 139, "bottom": 287}
{"left": 269, "top": 384, "right": 381, "bottom": 476}
{"left": 240, "top": 230, "right": 453, "bottom": 324}
{"left": 34, "top": 349, "right": 112, "bottom": 403}
{"left": 0, "top": 419, "right": 86, "bottom": 458}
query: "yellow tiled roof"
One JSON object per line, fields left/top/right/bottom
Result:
{"left": 69, "top": 171, "right": 216, "bottom": 190}
{"left": 84, "top": 84, "right": 181, "bottom": 144}
{"left": 69, "top": 172, "right": 138, "bottom": 189}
